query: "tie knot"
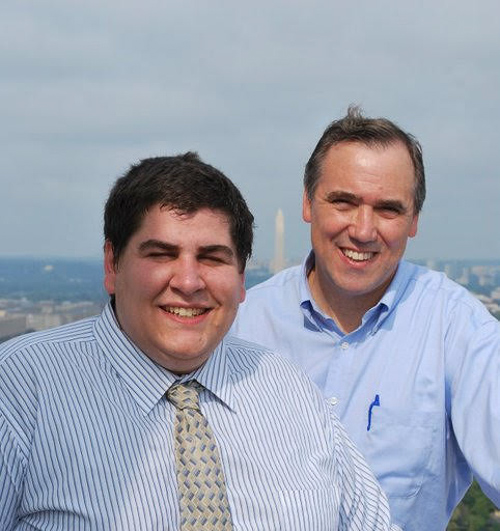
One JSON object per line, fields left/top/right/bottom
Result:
{"left": 167, "top": 381, "right": 202, "bottom": 411}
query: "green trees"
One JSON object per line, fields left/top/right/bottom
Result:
{"left": 448, "top": 481, "right": 500, "bottom": 530}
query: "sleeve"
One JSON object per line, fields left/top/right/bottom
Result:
{"left": 446, "top": 311, "right": 500, "bottom": 506}
{"left": 329, "top": 408, "right": 401, "bottom": 531}
{"left": 0, "top": 412, "right": 25, "bottom": 530}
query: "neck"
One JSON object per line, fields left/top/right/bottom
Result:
{"left": 307, "top": 269, "right": 389, "bottom": 334}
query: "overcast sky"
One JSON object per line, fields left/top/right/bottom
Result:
{"left": 1, "top": 0, "right": 499, "bottom": 263}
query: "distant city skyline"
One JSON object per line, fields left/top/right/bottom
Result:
{"left": 1, "top": 255, "right": 499, "bottom": 343}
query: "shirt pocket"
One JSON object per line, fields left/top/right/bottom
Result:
{"left": 365, "top": 407, "right": 441, "bottom": 499}
{"left": 278, "top": 488, "right": 339, "bottom": 530}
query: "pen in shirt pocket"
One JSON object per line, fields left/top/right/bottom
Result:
{"left": 367, "top": 394, "right": 380, "bottom": 431}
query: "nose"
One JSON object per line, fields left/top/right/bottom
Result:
{"left": 169, "top": 257, "right": 206, "bottom": 295}
{"left": 349, "top": 205, "right": 377, "bottom": 243}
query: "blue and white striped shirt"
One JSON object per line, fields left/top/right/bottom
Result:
{"left": 0, "top": 303, "right": 396, "bottom": 530}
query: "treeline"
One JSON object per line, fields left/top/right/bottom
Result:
{"left": 448, "top": 481, "right": 500, "bottom": 530}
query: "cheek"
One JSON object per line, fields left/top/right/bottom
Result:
{"left": 383, "top": 224, "right": 412, "bottom": 250}
{"left": 209, "top": 273, "right": 245, "bottom": 306}
{"left": 119, "top": 266, "right": 166, "bottom": 299}
{"left": 315, "top": 208, "right": 347, "bottom": 231}
{"left": 312, "top": 217, "right": 342, "bottom": 243}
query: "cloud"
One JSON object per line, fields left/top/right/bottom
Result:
{"left": 1, "top": 0, "right": 499, "bottom": 259}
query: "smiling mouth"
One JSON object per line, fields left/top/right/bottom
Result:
{"left": 163, "top": 306, "right": 208, "bottom": 318}
{"left": 341, "top": 248, "right": 375, "bottom": 262}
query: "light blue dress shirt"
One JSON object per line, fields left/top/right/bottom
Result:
{"left": 232, "top": 254, "right": 500, "bottom": 531}
{"left": 0, "top": 303, "right": 397, "bottom": 530}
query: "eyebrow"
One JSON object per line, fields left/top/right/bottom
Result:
{"left": 138, "top": 240, "right": 235, "bottom": 259}
{"left": 325, "top": 191, "right": 358, "bottom": 203}
{"left": 138, "top": 240, "right": 178, "bottom": 253}
{"left": 325, "top": 191, "right": 407, "bottom": 213}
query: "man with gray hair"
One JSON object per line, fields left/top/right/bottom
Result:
{"left": 233, "top": 107, "right": 500, "bottom": 530}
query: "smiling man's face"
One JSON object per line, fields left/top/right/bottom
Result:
{"left": 303, "top": 140, "right": 419, "bottom": 311}
{"left": 104, "top": 205, "right": 245, "bottom": 374}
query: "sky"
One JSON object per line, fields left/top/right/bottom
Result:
{"left": 1, "top": 0, "right": 499, "bottom": 263}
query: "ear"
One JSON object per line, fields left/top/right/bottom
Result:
{"left": 302, "top": 189, "right": 312, "bottom": 223}
{"left": 103, "top": 241, "right": 117, "bottom": 295}
{"left": 409, "top": 214, "right": 419, "bottom": 238}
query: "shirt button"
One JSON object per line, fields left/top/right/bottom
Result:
{"left": 340, "top": 341, "right": 349, "bottom": 350}
{"left": 328, "top": 396, "right": 339, "bottom": 406}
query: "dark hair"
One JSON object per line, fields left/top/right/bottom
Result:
{"left": 104, "top": 152, "right": 254, "bottom": 272}
{"left": 304, "top": 105, "right": 426, "bottom": 213}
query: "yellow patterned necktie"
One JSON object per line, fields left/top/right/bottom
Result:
{"left": 167, "top": 381, "right": 233, "bottom": 530}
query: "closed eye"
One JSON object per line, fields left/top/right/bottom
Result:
{"left": 199, "top": 255, "right": 228, "bottom": 265}
{"left": 379, "top": 206, "right": 400, "bottom": 214}
{"left": 198, "top": 248, "right": 235, "bottom": 266}
{"left": 331, "top": 198, "right": 355, "bottom": 207}
{"left": 146, "top": 251, "right": 176, "bottom": 258}
{"left": 138, "top": 240, "right": 179, "bottom": 260}
{"left": 375, "top": 201, "right": 406, "bottom": 217}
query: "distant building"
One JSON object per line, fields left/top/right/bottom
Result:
{"left": 0, "top": 301, "right": 103, "bottom": 342}
{"left": 491, "top": 287, "right": 500, "bottom": 302}
{"left": 26, "top": 301, "right": 103, "bottom": 331}
{"left": 0, "top": 312, "right": 27, "bottom": 341}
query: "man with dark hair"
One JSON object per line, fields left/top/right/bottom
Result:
{"left": 103, "top": 152, "right": 253, "bottom": 272}
{"left": 233, "top": 107, "right": 500, "bottom": 530}
{"left": 0, "top": 152, "right": 398, "bottom": 529}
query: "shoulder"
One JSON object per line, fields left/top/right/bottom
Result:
{"left": 233, "top": 266, "right": 304, "bottom": 338}
{"left": 238, "top": 265, "right": 303, "bottom": 319}
{"left": 224, "top": 334, "right": 296, "bottom": 370}
{"left": 400, "top": 262, "right": 495, "bottom": 325}
{"left": 246, "top": 265, "right": 302, "bottom": 296}
{"left": 0, "top": 315, "right": 98, "bottom": 367}
{"left": 0, "top": 316, "right": 100, "bottom": 431}
{"left": 224, "top": 334, "right": 323, "bottom": 400}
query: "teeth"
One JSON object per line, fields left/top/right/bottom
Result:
{"left": 343, "top": 249, "right": 373, "bottom": 261}
{"left": 166, "top": 307, "right": 205, "bottom": 317}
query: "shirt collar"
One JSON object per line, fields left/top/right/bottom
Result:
{"left": 182, "top": 341, "right": 236, "bottom": 412}
{"left": 298, "top": 251, "right": 316, "bottom": 306}
{"left": 371, "top": 259, "right": 413, "bottom": 332}
{"left": 298, "top": 252, "right": 334, "bottom": 332}
{"left": 93, "top": 303, "right": 235, "bottom": 414}
{"left": 298, "top": 251, "right": 411, "bottom": 334}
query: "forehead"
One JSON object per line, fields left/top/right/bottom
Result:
{"left": 318, "top": 141, "right": 416, "bottom": 196}
{"left": 134, "top": 205, "right": 234, "bottom": 244}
